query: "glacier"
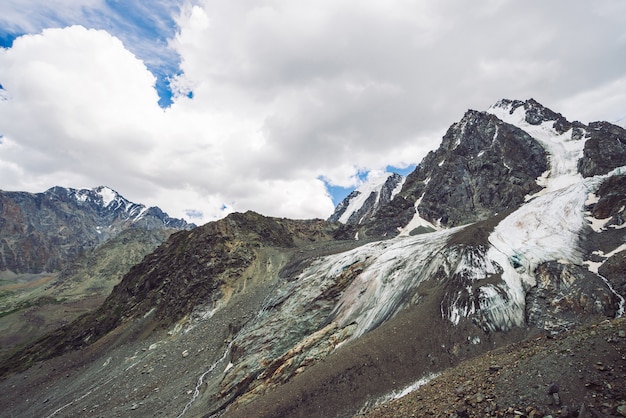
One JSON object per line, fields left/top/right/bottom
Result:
{"left": 199, "top": 102, "right": 626, "bottom": 415}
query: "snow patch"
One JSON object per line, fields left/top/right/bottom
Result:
{"left": 97, "top": 187, "right": 118, "bottom": 207}
{"left": 391, "top": 176, "right": 406, "bottom": 199}
{"left": 74, "top": 191, "right": 88, "bottom": 202}
{"left": 398, "top": 193, "right": 439, "bottom": 236}
{"left": 358, "top": 372, "right": 440, "bottom": 413}
{"left": 585, "top": 192, "right": 600, "bottom": 206}
{"left": 132, "top": 207, "right": 149, "bottom": 223}
{"left": 586, "top": 214, "right": 612, "bottom": 232}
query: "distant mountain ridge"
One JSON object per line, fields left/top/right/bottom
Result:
{"left": 0, "top": 185, "right": 194, "bottom": 274}
{"left": 328, "top": 172, "right": 404, "bottom": 225}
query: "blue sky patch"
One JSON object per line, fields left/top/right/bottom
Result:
{"left": 0, "top": 32, "right": 18, "bottom": 48}
{"left": 184, "top": 208, "right": 204, "bottom": 219}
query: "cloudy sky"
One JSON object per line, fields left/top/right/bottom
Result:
{"left": 1, "top": 1, "right": 625, "bottom": 224}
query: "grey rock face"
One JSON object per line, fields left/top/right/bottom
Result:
{"left": 0, "top": 186, "right": 193, "bottom": 274}
{"left": 578, "top": 121, "right": 626, "bottom": 177}
{"left": 526, "top": 261, "right": 619, "bottom": 332}
{"left": 586, "top": 174, "right": 626, "bottom": 305}
{"left": 363, "top": 109, "right": 548, "bottom": 236}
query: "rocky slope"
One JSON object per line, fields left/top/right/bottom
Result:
{"left": 362, "top": 317, "right": 626, "bottom": 417}
{"left": 0, "top": 99, "right": 625, "bottom": 418}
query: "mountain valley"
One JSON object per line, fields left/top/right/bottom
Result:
{"left": 0, "top": 187, "right": 193, "bottom": 359}
{"left": 0, "top": 99, "right": 625, "bottom": 417}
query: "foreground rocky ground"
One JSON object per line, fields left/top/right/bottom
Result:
{"left": 362, "top": 318, "right": 626, "bottom": 418}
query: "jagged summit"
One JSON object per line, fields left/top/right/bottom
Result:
{"left": 342, "top": 98, "right": 626, "bottom": 238}
{"left": 44, "top": 185, "right": 192, "bottom": 228}
{"left": 328, "top": 172, "right": 404, "bottom": 225}
{"left": 489, "top": 98, "right": 574, "bottom": 131}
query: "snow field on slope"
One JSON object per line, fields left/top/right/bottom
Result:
{"left": 330, "top": 227, "right": 463, "bottom": 338}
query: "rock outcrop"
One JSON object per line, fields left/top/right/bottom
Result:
{"left": 578, "top": 122, "right": 626, "bottom": 177}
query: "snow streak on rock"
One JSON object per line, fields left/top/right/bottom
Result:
{"left": 488, "top": 100, "right": 587, "bottom": 195}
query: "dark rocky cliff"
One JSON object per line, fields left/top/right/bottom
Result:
{"left": 361, "top": 109, "right": 549, "bottom": 237}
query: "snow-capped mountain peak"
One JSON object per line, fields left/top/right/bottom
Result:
{"left": 328, "top": 172, "right": 404, "bottom": 225}
{"left": 488, "top": 99, "right": 588, "bottom": 195}
{"left": 94, "top": 185, "right": 118, "bottom": 207}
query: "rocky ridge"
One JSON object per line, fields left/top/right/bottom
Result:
{"left": 0, "top": 186, "right": 193, "bottom": 361}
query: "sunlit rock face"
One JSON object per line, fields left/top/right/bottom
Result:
{"left": 1, "top": 99, "right": 625, "bottom": 418}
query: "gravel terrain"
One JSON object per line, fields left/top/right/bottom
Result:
{"left": 361, "top": 318, "right": 626, "bottom": 418}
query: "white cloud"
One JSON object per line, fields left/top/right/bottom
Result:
{"left": 0, "top": 26, "right": 160, "bottom": 157}
{"left": 555, "top": 76, "right": 626, "bottom": 125}
{"left": 1, "top": 0, "right": 626, "bottom": 224}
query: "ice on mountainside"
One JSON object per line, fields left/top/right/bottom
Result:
{"left": 321, "top": 99, "right": 625, "bottom": 335}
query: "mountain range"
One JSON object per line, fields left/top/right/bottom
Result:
{"left": 0, "top": 185, "right": 193, "bottom": 274}
{"left": 0, "top": 99, "right": 625, "bottom": 417}
{"left": 0, "top": 186, "right": 193, "bottom": 358}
